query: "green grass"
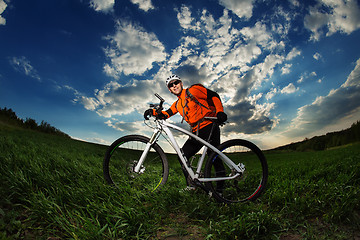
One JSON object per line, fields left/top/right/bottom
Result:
{"left": 1, "top": 122, "right": 360, "bottom": 239}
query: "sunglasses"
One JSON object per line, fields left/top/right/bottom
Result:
{"left": 168, "top": 80, "right": 181, "bottom": 88}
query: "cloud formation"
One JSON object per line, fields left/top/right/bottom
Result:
{"left": 89, "top": 0, "right": 114, "bottom": 13}
{"left": 281, "top": 83, "right": 298, "bottom": 94}
{"left": 72, "top": 0, "right": 359, "bottom": 143}
{"left": 77, "top": 79, "right": 163, "bottom": 118}
{"left": 130, "top": 0, "right": 155, "bottom": 12}
{"left": 219, "top": 0, "right": 254, "bottom": 19}
{"left": 286, "top": 58, "right": 360, "bottom": 137}
{"left": 103, "top": 20, "right": 166, "bottom": 78}
{"left": 0, "top": 0, "right": 7, "bottom": 25}
{"left": 9, "top": 56, "right": 41, "bottom": 82}
{"left": 304, "top": 0, "right": 360, "bottom": 41}
{"left": 77, "top": 4, "right": 305, "bottom": 136}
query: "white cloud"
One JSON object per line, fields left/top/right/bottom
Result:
{"left": 240, "top": 22, "right": 272, "bottom": 49}
{"left": 177, "top": 5, "right": 197, "bottom": 31}
{"left": 304, "top": 0, "right": 360, "bottom": 41}
{"left": 296, "top": 71, "right": 318, "bottom": 84}
{"left": 265, "top": 82, "right": 299, "bottom": 99}
{"left": 174, "top": 7, "right": 270, "bottom": 86}
{"left": 76, "top": 79, "right": 165, "bottom": 118}
{"left": 297, "top": 76, "right": 304, "bottom": 83}
{"left": 313, "top": 52, "right": 322, "bottom": 60}
{"left": 281, "top": 83, "right": 298, "bottom": 94}
{"left": 89, "top": 0, "right": 114, "bottom": 13}
{"left": 281, "top": 63, "right": 292, "bottom": 75}
{"left": 219, "top": 0, "right": 255, "bottom": 19}
{"left": 266, "top": 87, "right": 278, "bottom": 100}
{"left": 103, "top": 20, "right": 166, "bottom": 77}
{"left": 9, "top": 56, "right": 41, "bottom": 82}
{"left": 286, "top": 57, "right": 360, "bottom": 138}
{"left": 270, "top": 6, "right": 295, "bottom": 39}
{"left": 77, "top": 95, "right": 100, "bottom": 111}
{"left": 0, "top": 0, "right": 8, "bottom": 25}
{"left": 130, "top": 0, "right": 155, "bottom": 12}
{"left": 105, "top": 119, "right": 148, "bottom": 133}
{"left": 286, "top": 47, "right": 301, "bottom": 60}
{"left": 289, "top": 0, "right": 300, "bottom": 7}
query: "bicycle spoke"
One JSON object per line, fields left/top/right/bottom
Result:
{"left": 205, "top": 139, "right": 268, "bottom": 203}
{"left": 103, "top": 135, "right": 168, "bottom": 193}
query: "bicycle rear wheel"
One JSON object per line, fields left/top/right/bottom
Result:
{"left": 204, "top": 139, "right": 268, "bottom": 204}
{"left": 103, "top": 135, "right": 169, "bottom": 193}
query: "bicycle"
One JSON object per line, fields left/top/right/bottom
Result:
{"left": 103, "top": 93, "right": 268, "bottom": 204}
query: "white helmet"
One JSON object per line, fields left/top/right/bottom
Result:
{"left": 166, "top": 75, "right": 181, "bottom": 86}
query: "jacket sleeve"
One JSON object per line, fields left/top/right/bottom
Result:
{"left": 163, "top": 100, "right": 178, "bottom": 118}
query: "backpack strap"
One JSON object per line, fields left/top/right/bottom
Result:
{"left": 185, "top": 84, "right": 210, "bottom": 110}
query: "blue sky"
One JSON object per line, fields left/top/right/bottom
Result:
{"left": 1, "top": 0, "right": 360, "bottom": 150}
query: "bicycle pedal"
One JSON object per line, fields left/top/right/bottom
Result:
{"left": 193, "top": 180, "right": 210, "bottom": 194}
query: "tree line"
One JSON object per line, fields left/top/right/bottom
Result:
{"left": 274, "top": 120, "right": 360, "bottom": 151}
{"left": 0, "top": 107, "right": 70, "bottom": 138}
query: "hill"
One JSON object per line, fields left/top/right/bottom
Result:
{"left": 273, "top": 120, "right": 360, "bottom": 151}
{"left": 0, "top": 107, "right": 70, "bottom": 138}
{"left": 2, "top": 106, "right": 359, "bottom": 152}
{"left": 1, "top": 110, "right": 360, "bottom": 239}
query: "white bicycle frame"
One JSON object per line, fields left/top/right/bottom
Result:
{"left": 134, "top": 119, "right": 244, "bottom": 183}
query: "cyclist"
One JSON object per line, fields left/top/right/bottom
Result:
{"left": 144, "top": 75, "right": 227, "bottom": 190}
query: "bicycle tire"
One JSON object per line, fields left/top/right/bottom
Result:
{"left": 204, "top": 139, "right": 268, "bottom": 204}
{"left": 103, "top": 135, "right": 169, "bottom": 193}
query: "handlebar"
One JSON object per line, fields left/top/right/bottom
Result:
{"left": 204, "top": 116, "right": 217, "bottom": 120}
{"left": 144, "top": 93, "right": 165, "bottom": 120}
{"left": 155, "top": 93, "right": 164, "bottom": 102}
{"left": 151, "top": 93, "right": 164, "bottom": 112}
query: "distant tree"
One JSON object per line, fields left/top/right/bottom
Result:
{"left": 273, "top": 120, "right": 360, "bottom": 151}
{"left": 1, "top": 107, "right": 70, "bottom": 138}
{"left": 0, "top": 107, "right": 23, "bottom": 125}
{"left": 24, "top": 118, "right": 38, "bottom": 129}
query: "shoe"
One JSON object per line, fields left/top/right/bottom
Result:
{"left": 179, "top": 186, "right": 196, "bottom": 193}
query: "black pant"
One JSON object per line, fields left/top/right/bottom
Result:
{"left": 180, "top": 123, "right": 225, "bottom": 186}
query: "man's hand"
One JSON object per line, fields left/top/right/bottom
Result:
{"left": 144, "top": 109, "right": 168, "bottom": 120}
{"left": 144, "top": 109, "right": 154, "bottom": 120}
{"left": 216, "top": 112, "right": 227, "bottom": 124}
{"left": 157, "top": 112, "right": 167, "bottom": 120}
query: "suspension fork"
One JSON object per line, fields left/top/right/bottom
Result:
{"left": 133, "top": 128, "right": 161, "bottom": 173}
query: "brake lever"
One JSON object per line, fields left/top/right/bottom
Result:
{"left": 150, "top": 104, "right": 159, "bottom": 108}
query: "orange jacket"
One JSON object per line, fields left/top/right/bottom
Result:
{"left": 159, "top": 84, "right": 224, "bottom": 132}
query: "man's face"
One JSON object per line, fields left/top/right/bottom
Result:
{"left": 168, "top": 79, "right": 183, "bottom": 95}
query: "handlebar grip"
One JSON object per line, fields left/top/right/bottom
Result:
{"left": 204, "top": 116, "right": 218, "bottom": 120}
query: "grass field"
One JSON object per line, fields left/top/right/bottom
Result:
{"left": 1, "top": 122, "right": 359, "bottom": 239}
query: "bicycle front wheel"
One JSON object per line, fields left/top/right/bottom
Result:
{"left": 204, "top": 139, "right": 268, "bottom": 204}
{"left": 103, "top": 135, "right": 169, "bottom": 193}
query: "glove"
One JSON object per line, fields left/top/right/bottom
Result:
{"left": 216, "top": 112, "right": 227, "bottom": 124}
{"left": 157, "top": 112, "right": 168, "bottom": 120}
{"left": 144, "top": 109, "right": 154, "bottom": 120}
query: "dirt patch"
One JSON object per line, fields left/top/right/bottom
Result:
{"left": 280, "top": 233, "right": 302, "bottom": 240}
{"left": 155, "top": 213, "right": 205, "bottom": 240}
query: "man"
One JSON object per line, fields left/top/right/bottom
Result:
{"left": 144, "top": 75, "right": 227, "bottom": 190}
